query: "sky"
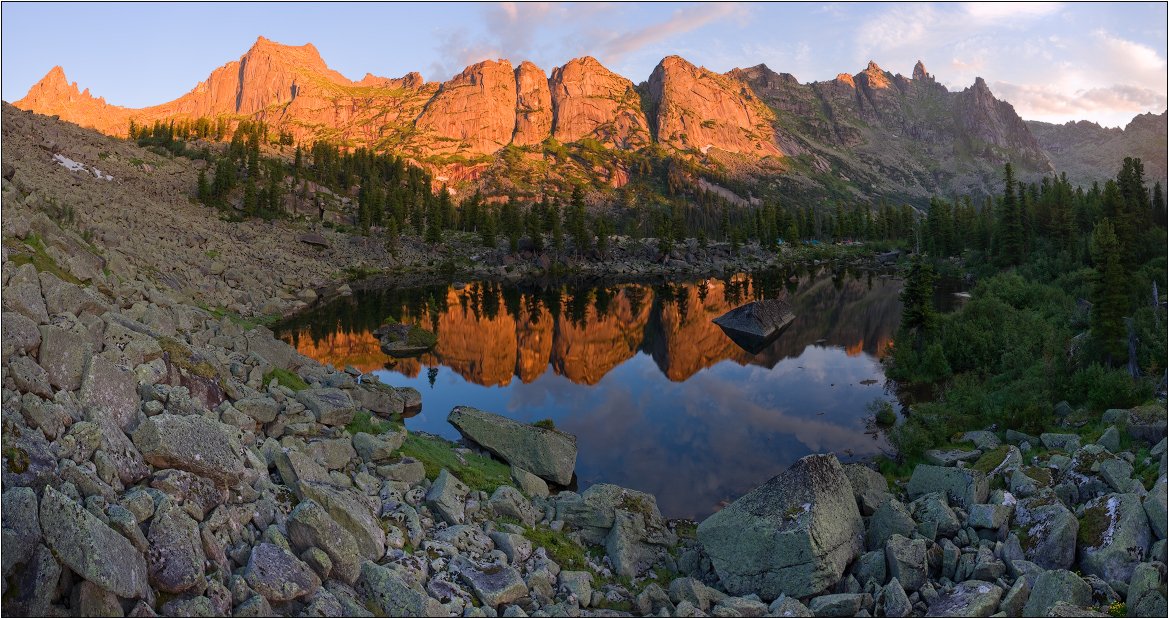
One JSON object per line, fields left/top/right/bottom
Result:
{"left": 2, "top": 1, "right": 1165, "bottom": 127}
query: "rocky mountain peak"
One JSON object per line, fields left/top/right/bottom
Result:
{"left": 912, "top": 60, "right": 930, "bottom": 81}
{"left": 856, "top": 61, "right": 891, "bottom": 89}
{"left": 549, "top": 56, "right": 649, "bottom": 149}
{"left": 415, "top": 59, "right": 517, "bottom": 156}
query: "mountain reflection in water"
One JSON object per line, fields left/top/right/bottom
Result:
{"left": 277, "top": 267, "right": 902, "bottom": 519}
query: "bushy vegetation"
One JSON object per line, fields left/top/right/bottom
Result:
{"left": 886, "top": 158, "right": 1165, "bottom": 459}
{"left": 262, "top": 367, "right": 309, "bottom": 391}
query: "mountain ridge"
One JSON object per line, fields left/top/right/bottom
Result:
{"left": 14, "top": 35, "right": 1159, "bottom": 204}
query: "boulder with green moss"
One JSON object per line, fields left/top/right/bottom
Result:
{"left": 375, "top": 321, "right": 438, "bottom": 357}
{"left": 907, "top": 465, "right": 988, "bottom": 509}
{"left": 1078, "top": 493, "right": 1152, "bottom": 582}
{"left": 697, "top": 454, "right": 863, "bottom": 600}
{"left": 448, "top": 406, "right": 577, "bottom": 485}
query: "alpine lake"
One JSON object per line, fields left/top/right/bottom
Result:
{"left": 275, "top": 265, "right": 944, "bottom": 520}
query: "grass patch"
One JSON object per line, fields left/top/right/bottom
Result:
{"left": 157, "top": 337, "right": 220, "bottom": 380}
{"left": 533, "top": 418, "right": 556, "bottom": 430}
{"left": 6, "top": 234, "right": 83, "bottom": 285}
{"left": 876, "top": 454, "right": 919, "bottom": 485}
{"left": 345, "top": 410, "right": 402, "bottom": 436}
{"left": 970, "top": 445, "right": 1013, "bottom": 474}
{"left": 263, "top": 367, "right": 309, "bottom": 391}
{"left": 522, "top": 526, "right": 591, "bottom": 571}
{"left": 201, "top": 305, "right": 280, "bottom": 330}
{"left": 399, "top": 433, "right": 511, "bottom": 494}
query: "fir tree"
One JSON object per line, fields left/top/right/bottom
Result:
{"left": 899, "top": 253, "right": 937, "bottom": 340}
{"left": 1090, "top": 219, "right": 1129, "bottom": 365}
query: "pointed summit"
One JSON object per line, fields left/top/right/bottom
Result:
{"left": 912, "top": 60, "right": 930, "bottom": 81}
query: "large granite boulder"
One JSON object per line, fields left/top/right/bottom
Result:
{"left": 907, "top": 465, "right": 988, "bottom": 508}
{"left": 132, "top": 413, "right": 246, "bottom": 483}
{"left": 696, "top": 454, "right": 863, "bottom": 600}
{"left": 39, "top": 486, "right": 149, "bottom": 599}
{"left": 448, "top": 406, "right": 577, "bottom": 485}
{"left": 1078, "top": 493, "right": 1152, "bottom": 582}
{"left": 712, "top": 299, "right": 795, "bottom": 354}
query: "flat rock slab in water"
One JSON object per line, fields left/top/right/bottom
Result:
{"left": 374, "top": 322, "right": 437, "bottom": 357}
{"left": 712, "top": 299, "right": 795, "bottom": 354}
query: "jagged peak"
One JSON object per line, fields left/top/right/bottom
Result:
{"left": 835, "top": 73, "right": 856, "bottom": 88}
{"left": 865, "top": 60, "right": 884, "bottom": 73}
{"left": 912, "top": 60, "right": 930, "bottom": 81}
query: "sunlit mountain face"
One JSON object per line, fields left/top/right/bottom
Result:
{"left": 277, "top": 267, "right": 904, "bottom": 518}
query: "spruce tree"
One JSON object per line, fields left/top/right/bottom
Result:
{"left": 899, "top": 254, "right": 937, "bottom": 339}
{"left": 1090, "top": 219, "right": 1129, "bottom": 365}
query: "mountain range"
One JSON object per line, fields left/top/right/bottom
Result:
{"left": 13, "top": 36, "right": 1166, "bottom": 205}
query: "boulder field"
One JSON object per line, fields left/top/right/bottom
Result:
{"left": 2, "top": 102, "right": 1167, "bottom": 618}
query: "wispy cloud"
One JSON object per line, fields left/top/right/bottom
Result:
{"left": 595, "top": 3, "right": 746, "bottom": 64}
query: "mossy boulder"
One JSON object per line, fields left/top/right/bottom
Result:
{"left": 907, "top": 465, "right": 988, "bottom": 509}
{"left": 448, "top": 406, "right": 577, "bottom": 485}
{"left": 697, "top": 454, "right": 863, "bottom": 601}
{"left": 374, "top": 321, "right": 437, "bottom": 357}
{"left": 1078, "top": 493, "right": 1152, "bottom": 582}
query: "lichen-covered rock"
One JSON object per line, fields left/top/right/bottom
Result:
{"left": 131, "top": 413, "right": 246, "bottom": 483}
{"left": 425, "top": 468, "right": 470, "bottom": 525}
{"left": 80, "top": 353, "right": 139, "bottom": 432}
{"left": 1021, "top": 570, "right": 1091, "bottom": 617}
{"left": 926, "top": 580, "right": 1003, "bottom": 617}
{"left": 1144, "top": 475, "right": 1167, "bottom": 540}
{"left": 38, "top": 321, "right": 93, "bottom": 391}
{"left": 243, "top": 542, "right": 321, "bottom": 602}
{"left": 1078, "top": 493, "right": 1152, "bottom": 582}
{"left": 286, "top": 499, "right": 361, "bottom": 585}
{"left": 353, "top": 430, "right": 405, "bottom": 463}
{"left": 877, "top": 578, "right": 912, "bottom": 618}
{"left": 511, "top": 465, "right": 550, "bottom": 498}
{"left": 697, "top": 454, "right": 863, "bottom": 600}
{"left": 907, "top": 465, "right": 988, "bottom": 508}
{"left": 867, "top": 499, "right": 915, "bottom": 550}
{"left": 1, "top": 486, "right": 41, "bottom": 578}
{"left": 451, "top": 555, "right": 529, "bottom": 608}
{"left": 295, "top": 481, "right": 385, "bottom": 561}
{"left": 147, "top": 499, "right": 205, "bottom": 593}
{"left": 842, "top": 462, "right": 891, "bottom": 516}
{"left": 807, "top": 592, "right": 866, "bottom": 617}
{"left": 1017, "top": 501, "right": 1078, "bottom": 569}
{"left": 448, "top": 406, "right": 577, "bottom": 485}
{"left": 295, "top": 388, "right": 355, "bottom": 426}
{"left": 356, "top": 560, "right": 443, "bottom": 617}
{"left": 1127, "top": 562, "right": 1168, "bottom": 618}
{"left": 884, "top": 534, "right": 928, "bottom": 592}
{"left": 38, "top": 486, "right": 149, "bottom": 599}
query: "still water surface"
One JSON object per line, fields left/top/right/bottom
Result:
{"left": 277, "top": 267, "right": 903, "bottom": 519}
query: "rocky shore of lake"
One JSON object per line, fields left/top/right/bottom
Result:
{"left": 3, "top": 103, "right": 1167, "bottom": 618}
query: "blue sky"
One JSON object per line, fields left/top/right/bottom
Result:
{"left": 2, "top": 2, "right": 1165, "bottom": 127}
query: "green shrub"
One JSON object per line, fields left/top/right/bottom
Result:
{"left": 263, "top": 367, "right": 308, "bottom": 391}
{"left": 869, "top": 399, "right": 897, "bottom": 426}
{"left": 533, "top": 419, "right": 556, "bottom": 430}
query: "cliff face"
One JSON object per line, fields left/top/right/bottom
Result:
{"left": 1028, "top": 111, "right": 1168, "bottom": 186}
{"left": 20, "top": 36, "right": 1155, "bottom": 203}
{"left": 646, "top": 56, "right": 781, "bottom": 157}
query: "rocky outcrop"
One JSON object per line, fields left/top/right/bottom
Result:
{"left": 448, "top": 406, "right": 578, "bottom": 485}
{"left": 549, "top": 56, "right": 650, "bottom": 149}
{"left": 512, "top": 61, "right": 553, "bottom": 147}
{"left": 697, "top": 454, "right": 864, "bottom": 600}
{"left": 415, "top": 59, "right": 518, "bottom": 156}
{"left": 646, "top": 56, "right": 781, "bottom": 157}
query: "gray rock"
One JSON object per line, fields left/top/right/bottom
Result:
{"left": 38, "top": 322, "right": 93, "bottom": 391}
{"left": 1019, "top": 502, "right": 1078, "bottom": 569}
{"left": 512, "top": 465, "right": 550, "bottom": 498}
{"left": 437, "top": 524, "right": 494, "bottom": 554}
{"left": 147, "top": 499, "right": 205, "bottom": 593}
{"left": 697, "top": 454, "right": 863, "bottom": 600}
{"left": 1097, "top": 426, "right": 1122, "bottom": 453}
{"left": 449, "top": 406, "right": 577, "bottom": 485}
{"left": 489, "top": 485, "right": 540, "bottom": 526}
{"left": 559, "top": 571, "right": 592, "bottom": 607}
{"left": 884, "top": 535, "right": 928, "bottom": 592}
{"left": 295, "top": 481, "right": 385, "bottom": 561}
{"left": 1005, "top": 429, "right": 1039, "bottom": 446}
{"left": 77, "top": 579, "right": 125, "bottom": 617}
{"left": 1040, "top": 433, "right": 1081, "bottom": 452}
{"left": 287, "top": 499, "right": 361, "bottom": 585}
{"left": 352, "top": 382, "right": 407, "bottom": 416}
{"left": 807, "top": 593, "right": 865, "bottom": 617}
{"left": 1078, "top": 493, "right": 1152, "bottom": 582}
{"left": 907, "top": 465, "right": 988, "bottom": 508}
{"left": 926, "top": 580, "right": 1003, "bottom": 617}
{"left": 1145, "top": 476, "right": 1167, "bottom": 540}
{"left": 377, "top": 457, "right": 426, "bottom": 485}
{"left": 768, "top": 596, "right": 814, "bottom": 617}
{"left": 606, "top": 506, "right": 676, "bottom": 577}
{"left": 1021, "top": 570, "right": 1091, "bottom": 617}
{"left": 877, "top": 578, "right": 912, "bottom": 618}
{"left": 924, "top": 448, "right": 982, "bottom": 467}
{"left": 4, "top": 544, "right": 61, "bottom": 616}
{"left": 490, "top": 531, "right": 533, "bottom": 564}
{"left": 968, "top": 503, "right": 1012, "bottom": 530}
{"left": 426, "top": 468, "right": 470, "bottom": 525}
{"left": 713, "top": 596, "right": 768, "bottom": 617}
{"left": 669, "top": 577, "right": 727, "bottom": 612}
{"left": 132, "top": 413, "right": 246, "bottom": 483}
{"left": 233, "top": 397, "right": 279, "bottom": 423}
{"left": 842, "top": 463, "right": 891, "bottom": 516}
{"left": 999, "top": 577, "right": 1030, "bottom": 616}
{"left": 1127, "top": 562, "right": 1168, "bottom": 618}
{"left": 4, "top": 263, "right": 49, "bottom": 324}
{"left": 9, "top": 355, "right": 52, "bottom": 398}
{"left": 243, "top": 542, "right": 321, "bottom": 602}
{"left": 452, "top": 556, "right": 529, "bottom": 608}
{"left": 712, "top": 299, "right": 794, "bottom": 354}
{"left": 38, "top": 486, "right": 149, "bottom": 599}
{"left": 851, "top": 550, "right": 886, "bottom": 588}
{"left": 867, "top": 499, "right": 915, "bottom": 550}
{"left": 296, "top": 388, "right": 356, "bottom": 426}
{"left": 1099, "top": 458, "right": 1135, "bottom": 493}
{"left": 353, "top": 430, "right": 405, "bottom": 463}
{"left": 150, "top": 468, "right": 225, "bottom": 521}
{"left": 1, "top": 486, "right": 41, "bottom": 578}
{"left": 1, "top": 311, "right": 41, "bottom": 359}
{"left": 961, "top": 431, "right": 1002, "bottom": 451}
{"left": 306, "top": 437, "right": 357, "bottom": 470}
{"left": 909, "top": 492, "right": 961, "bottom": 538}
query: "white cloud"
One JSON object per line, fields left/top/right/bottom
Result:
{"left": 962, "top": 2, "right": 1063, "bottom": 23}
{"left": 595, "top": 3, "right": 746, "bottom": 64}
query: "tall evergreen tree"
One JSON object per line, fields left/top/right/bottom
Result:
{"left": 1090, "top": 219, "right": 1129, "bottom": 365}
